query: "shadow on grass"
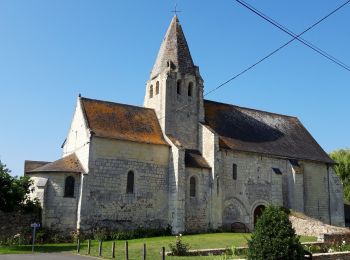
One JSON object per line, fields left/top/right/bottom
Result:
{"left": 0, "top": 244, "right": 78, "bottom": 254}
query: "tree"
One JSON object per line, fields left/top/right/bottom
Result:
{"left": 0, "top": 160, "right": 39, "bottom": 212}
{"left": 330, "top": 149, "right": 350, "bottom": 201}
{"left": 247, "top": 205, "right": 304, "bottom": 260}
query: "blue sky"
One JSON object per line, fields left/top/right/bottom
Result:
{"left": 0, "top": 1, "right": 349, "bottom": 176}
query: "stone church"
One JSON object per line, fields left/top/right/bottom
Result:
{"left": 25, "top": 16, "right": 344, "bottom": 233}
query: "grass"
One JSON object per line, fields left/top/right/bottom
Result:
{"left": 0, "top": 243, "right": 77, "bottom": 254}
{"left": 0, "top": 233, "right": 317, "bottom": 259}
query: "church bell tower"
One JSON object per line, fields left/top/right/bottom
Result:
{"left": 144, "top": 15, "right": 205, "bottom": 150}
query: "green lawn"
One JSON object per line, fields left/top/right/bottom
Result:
{"left": 0, "top": 233, "right": 317, "bottom": 259}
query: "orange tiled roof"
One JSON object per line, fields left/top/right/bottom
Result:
{"left": 80, "top": 97, "right": 168, "bottom": 146}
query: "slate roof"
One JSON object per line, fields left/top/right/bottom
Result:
{"left": 80, "top": 97, "right": 168, "bottom": 146}
{"left": 26, "top": 153, "right": 84, "bottom": 174}
{"left": 204, "top": 100, "right": 334, "bottom": 164}
{"left": 24, "top": 160, "right": 50, "bottom": 174}
{"left": 185, "top": 150, "right": 211, "bottom": 169}
{"left": 151, "top": 15, "right": 195, "bottom": 78}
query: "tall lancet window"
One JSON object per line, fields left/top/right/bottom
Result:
{"left": 149, "top": 85, "right": 153, "bottom": 98}
{"left": 188, "top": 82, "right": 193, "bottom": 96}
{"left": 156, "top": 81, "right": 160, "bottom": 95}
{"left": 64, "top": 176, "right": 75, "bottom": 197}
{"left": 190, "top": 176, "right": 196, "bottom": 197}
{"left": 177, "top": 80, "right": 181, "bottom": 95}
{"left": 233, "top": 164, "right": 237, "bottom": 180}
{"left": 126, "top": 171, "right": 134, "bottom": 194}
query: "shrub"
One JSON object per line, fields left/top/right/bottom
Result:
{"left": 35, "top": 228, "right": 70, "bottom": 243}
{"left": 103, "top": 226, "right": 172, "bottom": 241}
{"left": 70, "top": 230, "right": 86, "bottom": 242}
{"left": 93, "top": 228, "right": 109, "bottom": 241}
{"left": 247, "top": 204, "right": 304, "bottom": 260}
{"left": 0, "top": 160, "right": 41, "bottom": 213}
{"left": 169, "top": 234, "right": 190, "bottom": 256}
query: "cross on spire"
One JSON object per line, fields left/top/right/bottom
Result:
{"left": 171, "top": 4, "right": 182, "bottom": 16}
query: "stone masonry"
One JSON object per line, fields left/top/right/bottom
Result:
{"left": 26, "top": 15, "right": 345, "bottom": 234}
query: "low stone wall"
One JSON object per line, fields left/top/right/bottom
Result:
{"left": 166, "top": 247, "right": 350, "bottom": 259}
{"left": 323, "top": 233, "right": 350, "bottom": 245}
{"left": 0, "top": 211, "right": 40, "bottom": 240}
{"left": 312, "top": 251, "right": 350, "bottom": 259}
{"left": 289, "top": 213, "right": 350, "bottom": 240}
{"left": 165, "top": 248, "right": 228, "bottom": 256}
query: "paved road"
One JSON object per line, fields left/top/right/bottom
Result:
{"left": 0, "top": 253, "right": 94, "bottom": 260}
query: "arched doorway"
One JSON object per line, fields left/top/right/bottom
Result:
{"left": 253, "top": 205, "right": 265, "bottom": 226}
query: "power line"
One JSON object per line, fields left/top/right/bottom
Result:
{"left": 235, "top": 0, "right": 350, "bottom": 72}
{"left": 158, "top": 0, "right": 349, "bottom": 120}
{"left": 204, "top": 0, "right": 350, "bottom": 96}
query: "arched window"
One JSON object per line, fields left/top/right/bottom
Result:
{"left": 126, "top": 171, "right": 134, "bottom": 194}
{"left": 149, "top": 85, "right": 153, "bottom": 98}
{"left": 156, "top": 81, "right": 160, "bottom": 95}
{"left": 232, "top": 164, "right": 237, "bottom": 180}
{"left": 217, "top": 178, "right": 220, "bottom": 196}
{"left": 254, "top": 205, "right": 266, "bottom": 226}
{"left": 177, "top": 80, "right": 181, "bottom": 95}
{"left": 190, "top": 176, "right": 196, "bottom": 197}
{"left": 188, "top": 82, "right": 193, "bottom": 96}
{"left": 64, "top": 176, "right": 75, "bottom": 197}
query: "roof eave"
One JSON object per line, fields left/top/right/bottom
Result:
{"left": 219, "top": 146, "right": 335, "bottom": 165}
{"left": 26, "top": 170, "right": 83, "bottom": 174}
{"left": 92, "top": 134, "right": 170, "bottom": 147}
{"left": 186, "top": 166, "right": 212, "bottom": 170}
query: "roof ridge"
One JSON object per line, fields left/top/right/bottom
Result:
{"left": 204, "top": 99, "right": 298, "bottom": 119}
{"left": 24, "top": 160, "right": 51, "bottom": 164}
{"left": 80, "top": 96, "right": 155, "bottom": 111}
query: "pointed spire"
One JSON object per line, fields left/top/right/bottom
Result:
{"left": 151, "top": 15, "right": 195, "bottom": 78}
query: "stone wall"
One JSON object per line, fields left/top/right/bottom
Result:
{"left": 303, "top": 162, "right": 330, "bottom": 224}
{"left": 164, "top": 72, "right": 204, "bottom": 150}
{"left": 323, "top": 233, "right": 350, "bottom": 245}
{"left": 312, "top": 251, "right": 350, "bottom": 259}
{"left": 200, "top": 124, "right": 221, "bottom": 230}
{"left": 144, "top": 70, "right": 204, "bottom": 150}
{"left": 329, "top": 167, "right": 345, "bottom": 226}
{"left": 185, "top": 167, "right": 211, "bottom": 232}
{"left": 79, "top": 137, "right": 170, "bottom": 232}
{"left": 0, "top": 211, "right": 40, "bottom": 240}
{"left": 290, "top": 213, "right": 349, "bottom": 240}
{"left": 166, "top": 138, "right": 186, "bottom": 234}
{"left": 220, "top": 150, "right": 284, "bottom": 230}
{"left": 62, "top": 97, "right": 90, "bottom": 172}
{"left": 29, "top": 172, "right": 81, "bottom": 231}
{"left": 217, "top": 149, "right": 342, "bottom": 230}
{"left": 285, "top": 160, "right": 304, "bottom": 212}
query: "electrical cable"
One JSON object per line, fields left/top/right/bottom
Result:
{"left": 157, "top": 0, "right": 350, "bottom": 120}
{"left": 235, "top": 0, "right": 350, "bottom": 72}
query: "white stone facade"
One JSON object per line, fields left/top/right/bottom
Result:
{"left": 26, "top": 15, "right": 344, "bottom": 234}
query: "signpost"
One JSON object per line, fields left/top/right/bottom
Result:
{"left": 30, "top": 223, "right": 40, "bottom": 252}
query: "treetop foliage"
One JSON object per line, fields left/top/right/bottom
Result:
{"left": 247, "top": 204, "right": 304, "bottom": 260}
{"left": 329, "top": 148, "right": 350, "bottom": 201}
{"left": 0, "top": 160, "right": 40, "bottom": 213}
